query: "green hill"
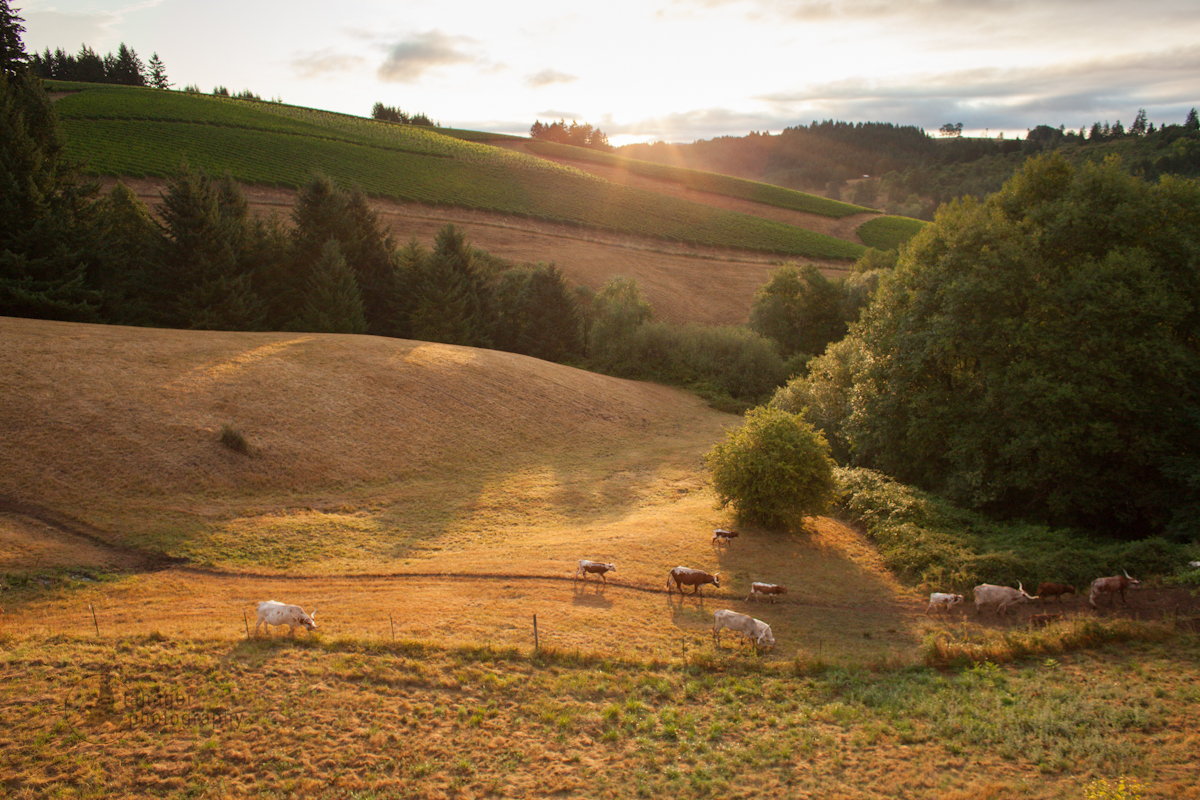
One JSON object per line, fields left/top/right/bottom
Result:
{"left": 48, "top": 82, "right": 870, "bottom": 260}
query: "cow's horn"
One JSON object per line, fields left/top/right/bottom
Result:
{"left": 1123, "top": 568, "right": 1132, "bottom": 579}
{"left": 310, "top": 607, "right": 317, "bottom": 618}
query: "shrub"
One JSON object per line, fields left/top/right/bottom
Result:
{"left": 705, "top": 406, "right": 836, "bottom": 530}
{"left": 218, "top": 422, "right": 250, "bottom": 455}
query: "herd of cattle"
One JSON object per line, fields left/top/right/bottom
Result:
{"left": 250, "top": 529, "right": 1153, "bottom": 652}
{"left": 925, "top": 569, "right": 1144, "bottom": 620}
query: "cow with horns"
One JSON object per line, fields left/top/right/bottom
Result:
{"left": 972, "top": 582, "right": 1038, "bottom": 615}
{"left": 666, "top": 566, "right": 720, "bottom": 596}
{"left": 712, "top": 528, "right": 740, "bottom": 547}
{"left": 1088, "top": 570, "right": 1142, "bottom": 608}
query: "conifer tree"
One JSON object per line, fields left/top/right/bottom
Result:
{"left": 147, "top": 52, "right": 170, "bottom": 89}
{"left": 291, "top": 239, "right": 367, "bottom": 334}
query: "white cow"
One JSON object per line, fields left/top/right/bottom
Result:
{"left": 924, "top": 592, "right": 964, "bottom": 615}
{"left": 746, "top": 582, "right": 788, "bottom": 603}
{"left": 255, "top": 600, "right": 318, "bottom": 637}
{"left": 973, "top": 583, "right": 1038, "bottom": 615}
{"left": 712, "top": 608, "right": 774, "bottom": 648}
{"left": 575, "top": 560, "right": 616, "bottom": 583}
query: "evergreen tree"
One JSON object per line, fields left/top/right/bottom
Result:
{"left": 491, "top": 262, "right": 583, "bottom": 362}
{"left": 0, "top": 69, "right": 102, "bottom": 321}
{"left": 110, "top": 43, "right": 145, "bottom": 86}
{"left": 408, "top": 224, "right": 493, "bottom": 347}
{"left": 147, "top": 52, "right": 169, "bottom": 89}
{"left": 0, "top": 0, "right": 26, "bottom": 76}
{"left": 290, "top": 239, "right": 367, "bottom": 334}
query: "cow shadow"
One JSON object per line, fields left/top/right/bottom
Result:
{"left": 571, "top": 583, "right": 613, "bottom": 609}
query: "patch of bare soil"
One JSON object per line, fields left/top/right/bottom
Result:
{"left": 101, "top": 177, "right": 852, "bottom": 327}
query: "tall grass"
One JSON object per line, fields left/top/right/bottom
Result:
{"left": 835, "top": 467, "right": 1191, "bottom": 590}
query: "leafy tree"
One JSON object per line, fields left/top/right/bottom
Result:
{"left": 0, "top": 0, "right": 26, "bottom": 75}
{"left": 748, "top": 263, "right": 846, "bottom": 361}
{"left": 586, "top": 276, "right": 652, "bottom": 369}
{"left": 705, "top": 406, "right": 837, "bottom": 530}
{"left": 837, "top": 153, "right": 1200, "bottom": 537}
{"left": 147, "top": 52, "right": 169, "bottom": 89}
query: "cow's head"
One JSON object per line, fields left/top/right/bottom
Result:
{"left": 303, "top": 608, "right": 319, "bottom": 630}
{"left": 949, "top": 594, "right": 963, "bottom": 605}
{"left": 712, "top": 572, "right": 721, "bottom": 588}
{"left": 1123, "top": 569, "right": 1142, "bottom": 588}
{"left": 755, "top": 623, "right": 775, "bottom": 647}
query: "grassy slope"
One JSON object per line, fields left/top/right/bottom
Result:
{"left": 49, "top": 82, "right": 866, "bottom": 260}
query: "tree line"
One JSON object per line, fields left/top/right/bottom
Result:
{"left": 371, "top": 103, "right": 436, "bottom": 127}
{"left": 28, "top": 42, "right": 169, "bottom": 89}
{"left": 529, "top": 119, "right": 611, "bottom": 151}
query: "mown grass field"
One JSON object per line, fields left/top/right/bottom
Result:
{"left": 3, "top": 316, "right": 1200, "bottom": 798}
{"left": 48, "top": 82, "right": 871, "bottom": 260}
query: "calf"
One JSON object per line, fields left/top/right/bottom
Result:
{"left": 666, "top": 566, "right": 720, "bottom": 596}
{"left": 575, "top": 560, "right": 616, "bottom": 583}
{"left": 712, "top": 529, "right": 739, "bottom": 547}
{"left": 1088, "top": 570, "right": 1141, "bottom": 608}
{"left": 973, "top": 582, "right": 1038, "bottom": 615}
{"left": 255, "top": 600, "right": 318, "bottom": 637}
{"left": 746, "top": 582, "right": 787, "bottom": 603}
{"left": 1029, "top": 613, "right": 1063, "bottom": 628}
{"left": 1036, "top": 582, "right": 1076, "bottom": 602}
{"left": 712, "top": 608, "right": 774, "bottom": 648}
{"left": 924, "top": 592, "right": 964, "bottom": 615}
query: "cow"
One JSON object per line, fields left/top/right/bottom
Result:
{"left": 712, "top": 609, "right": 774, "bottom": 648}
{"left": 1189, "top": 561, "right": 1200, "bottom": 569}
{"left": 666, "top": 566, "right": 720, "bottom": 596}
{"left": 575, "top": 560, "right": 616, "bottom": 583}
{"left": 712, "top": 529, "right": 740, "bottom": 547}
{"left": 1029, "top": 613, "right": 1063, "bottom": 628}
{"left": 746, "top": 582, "right": 787, "bottom": 603}
{"left": 255, "top": 600, "right": 318, "bottom": 637}
{"left": 924, "top": 592, "right": 964, "bottom": 615}
{"left": 1036, "top": 582, "right": 1076, "bottom": 603}
{"left": 973, "top": 582, "right": 1038, "bottom": 615}
{"left": 1088, "top": 570, "right": 1142, "bottom": 608}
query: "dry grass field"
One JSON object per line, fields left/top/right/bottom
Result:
{"left": 3, "top": 311, "right": 1199, "bottom": 797}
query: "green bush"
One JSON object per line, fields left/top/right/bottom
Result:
{"left": 706, "top": 407, "right": 836, "bottom": 530}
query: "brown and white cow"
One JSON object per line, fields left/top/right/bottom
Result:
{"left": 973, "top": 582, "right": 1038, "bottom": 615}
{"left": 712, "top": 609, "right": 774, "bottom": 648}
{"left": 667, "top": 566, "right": 720, "bottom": 596}
{"left": 1036, "top": 582, "right": 1076, "bottom": 602}
{"left": 575, "top": 560, "right": 616, "bottom": 583}
{"left": 712, "top": 529, "right": 740, "bottom": 547}
{"left": 1088, "top": 570, "right": 1141, "bottom": 608}
{"left": 255, "top": 600, "right": 318, "bottom": 637}
{"left": 925, "top": 592, "right": 964, "bottom": 615}
{"left": 746, "top": 582, "right": 787, "bottom": 603}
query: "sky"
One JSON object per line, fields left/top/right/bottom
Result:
{"left": 17, "top": 0, "right": 1200, "bottom": 146}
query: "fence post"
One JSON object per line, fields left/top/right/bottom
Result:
{"left": 243, "top": 610, "right": 250, "bottom": 639}
{"left": 89, "top": 603, "right": 100, "bottom": 638}
{"left": 533, "top": 613, "right": 539, "bottom": 652}
{"left": 390, "top": 614, "right": 395, "bottom": 643}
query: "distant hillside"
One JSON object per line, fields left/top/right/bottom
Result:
{"left": 620, "top": 116, "right": 1200, "bottom": 220}
{"left": 48, "top": 82, "right": 874, "bottom": 261}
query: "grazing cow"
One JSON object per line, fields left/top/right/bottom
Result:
{"left": 666, "top": 566, "right": 720, "bottom": 596}
{"left": 746, "top": 582, "right": 788, "bottom": 603}
{"left": 712, "top": 609, "right": 774, "bottom": 648}
{"left": 712, "top": 529, "right": 740, "bottom": 547}
{"left": 1029, "top": 613, "right": 1063, "bottom": 628}
{"left": 1036, "top": 582, "right": 1076, "bottom": 602}
{"left": 255, "top": 600, "right": 318, "bottom": 637}
{"left": 924, "top": 592, "right": 964, "bottom": 615}
{"left": 575, "top": 560, "right": 616, "bottom": 583}
{"left": 973, "top": 582, "right": 1038, "bottom": 615}
{"left": 1088, "top": 570, "right": 1142, "bottom": 608}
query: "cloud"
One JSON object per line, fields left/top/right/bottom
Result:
{"left": 525, "top": 69, "right": 578, "bottom": 88}
{"left": 290, "top": 48, "right": 368, "bottom": 80}
{"left": 377, "top": 30, "right": 476, "bottom": 82}
{"left": 22, "top": 11, "right": 118, "bottom": 51}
